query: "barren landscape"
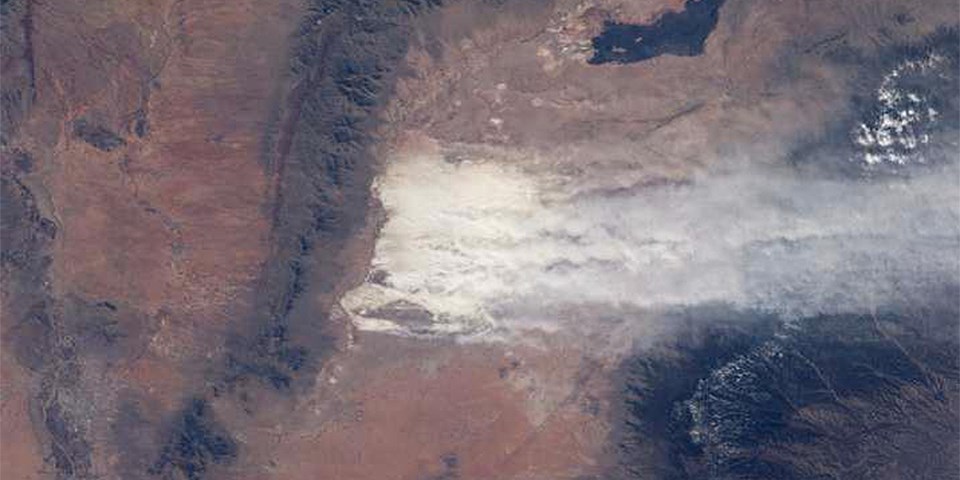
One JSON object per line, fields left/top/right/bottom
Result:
{"left": 2, "top": 0, "right": 958, "bottom": 479}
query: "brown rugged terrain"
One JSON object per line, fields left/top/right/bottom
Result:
{"left": 3, "top": 0, "right": 299, "bottom": 477}
{"left": 2, "top": 0, "right": 958, "bottom": 479}
{"left": 2, "top": 0, "right": 613, "bottom": 478}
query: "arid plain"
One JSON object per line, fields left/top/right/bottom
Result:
{"left": 2, "top": 0, "right": 958, "bottom": 479}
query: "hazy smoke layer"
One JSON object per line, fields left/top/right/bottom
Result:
{"left": 341, "top": 151, "right": 959, "bottom": 339}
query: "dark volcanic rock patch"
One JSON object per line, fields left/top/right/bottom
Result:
{"left": 588, "top": 0, "right": 725, "bottom": 64}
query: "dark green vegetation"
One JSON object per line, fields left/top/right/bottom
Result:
{"left": 72, "top": 118, "right": 126, "bottom": 152}
{"left": 789, "top": 27, "right": 960, "bottom": 178}
{"left": 2, "top": 154, "right": 95, "bottom": 479}
{"left": 149, "top": 399, "right": 238, "bottom": 480}
{"left": 171, "top": 0, "right": 444, "bottom": 477}
{"left": 222, "top": 0, "right": 441, "bottom": 396}
{"left": 1, "top": 0, "right": 445, "bottom": 478}
{"left": 589, "top": 0, "right": 726, "bottom": 64}
{"left": 609, "top": 303, "right": 960, "bottom": 480}
{"left": 0, "top": 0, "right": 35, "bottom": 146}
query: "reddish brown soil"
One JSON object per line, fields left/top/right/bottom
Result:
{"left": 3, "top": 0, "right": 300, "bottom": 476}
{"left": 225, "top": 334, "right": 612, "bottom": 480}
{"left": 0, "top": 349, "right": 46, "bottom": 480}
{"left": 3, "top": 0, "right": 956, "bottom": 479}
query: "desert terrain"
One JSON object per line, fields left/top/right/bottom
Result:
{"left": 2, "top": 0, "right": 958, "bottom": 479}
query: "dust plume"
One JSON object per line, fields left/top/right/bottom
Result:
{"left": 341, "top": 146, "right": 959, "bottom": 343}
